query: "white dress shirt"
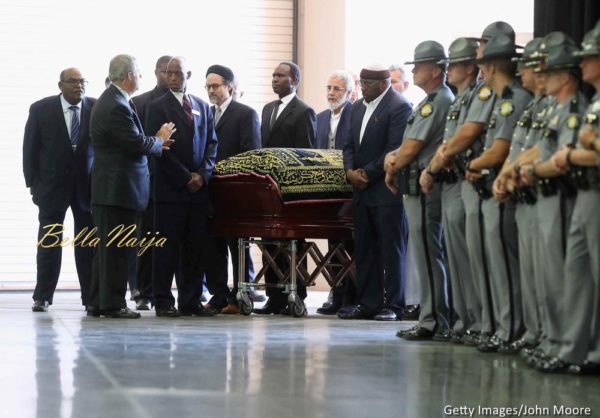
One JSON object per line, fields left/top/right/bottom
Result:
{"left": 60, "top": 94, "right": 81, "bottom": 139}
{"left": 328, "top": 107, "right": 344, "bottom": 149}
{"left": 359, "top": 86, "right": 390, "bottom": 143}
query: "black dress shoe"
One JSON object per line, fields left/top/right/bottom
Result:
{"left": 402, "top": 326, "right": 434, "bottom": 340}
{"left": 498, "top": 338, "right": 535, "bottom": 354}
{"left": 32, "top": 300, "right": 49, "bottom": 312}
{"left": 449, "top": 332, "right": 464, "bottom": 344}
{"left": 374, "top": 307, "right": 398, "bottom": 321}
{"left": 136, "top": 298, "right": 151, "bottom": 311}
{"left": 101, "top": 307, "right": 141, "bottom": 319}
{"left": 179, "top": 304, "right": 217, "bottom": 317}
{"left": 567, "top": 361, "right": 600, "bottom": 375}
{"left": 337, "top": 305, "right": 373, "bottom": 320}
{"left": 316, "top": 301, "right": 341, "bottom": 315}
{"left": 155, "top": 306, "right": 180, "bottom": 317}
{"left": 86, "top": 306, "right": 101, "bottom": 317}
{"left": 248, "top": 289, "right": 266, "bottom": 303}
{"left": 252, "top": 299, "right": 285, "bottom": 315}
{"left": 536, "top": 356, "right": 569, "bottom": 373}
{"left": 477, "top": 335, "right": 505, "bottom": 353}
{"left": 402, "top": 304, "right": 420, "bottom": 320}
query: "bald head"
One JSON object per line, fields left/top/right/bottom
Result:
{"left": 166, "top": 56, "right": 192, "bottom": 93}
{"left": 58, "top": 67, "right": 86, "bottom": 105}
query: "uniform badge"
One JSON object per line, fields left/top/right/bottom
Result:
{"left": 585, "top": 113, "right": 598, "bottom": 125}
{"left": 499, "top": 101, "right": 514, "bottom": 117}
{"left": 420, "top": 103, "right": 433, "bottom": 118}
{"left": 567, "top": 115, "right": 579, "bottom": 130}
{"left": 479, "top": 86, "right": 492, "bottom": 101}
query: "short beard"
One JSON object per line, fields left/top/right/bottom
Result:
{"left": 328, "top": 97, "right": 347, "bottom": 111}
{"left": 208, "top": 96, "right": 219, "bottom": 105}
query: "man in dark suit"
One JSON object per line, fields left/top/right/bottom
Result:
{"left": 129, "top": 55, "right": 172, "bottom": 309}
{"left": 339, "top": 65, "right": 412, "bottom": 320}
{"left": 204, "top": 64, "right": 263, "bottom": 315}
{"left": 314, "top": 70, "right": 356, "bottom": 315}
{"left": 23, "top": 67, "right": 96, "bottom": 312}
{"left": 88, "top": 54, "right": 175, "bottom": 318}
{"left": 146, "top": 56, "right": 218, "bottom": 317}
{"left": 253, "top": 61, "right": 316, "bottom": 315}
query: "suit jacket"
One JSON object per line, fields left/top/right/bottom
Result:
{"left": 343, "top": 88, "right": 412, "bottom": 206}
{"left": 146, "top": 91, "right": 218, "bottom": 203}
{"left": 23, "top": 94, "right": 96, "bottom": 212}
{"left": 316, "top": 101, "right": 352, "bottom": 150}
{"left": 261, "top": 95, "right": 316, "bottom": 148}
{"left": 131, "top": 85, "right": 169, "bottom": 127}
{"left": 212, "top": 100, "right": 261, "bottom": 162}
{"left": 90, "top": 85, "right": 163, "bottom": 211}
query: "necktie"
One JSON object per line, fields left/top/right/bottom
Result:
{"left": 215, "top": 106, "right": 222, "bottom": 125}
{"left": 69, "top": 105, "right": 80, "bottom": 148}
{"left": 182, "top": 95, "right": 193, "bottom": 123}
{"left": 270, "top": 100, "right": 283, "bottom": 130}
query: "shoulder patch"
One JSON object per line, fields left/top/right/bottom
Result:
{"left": 478, "top": 86, "right": 492, "bottom": 101}
{"left": 567, "top": 115, "right": 579, "bottom": 130}
{"left": 420, "top": 103, "right": 433, "bottom": 118}
{"left": 499, "top": 101, "right": 514, "bottom": 117}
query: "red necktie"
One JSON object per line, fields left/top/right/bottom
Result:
{"left": 182, "top": 95, "right": 193, "bottom": 123}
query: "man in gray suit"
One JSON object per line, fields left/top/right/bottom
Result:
{"left": 87, "top": 54, "right": 175, "bottom": 318}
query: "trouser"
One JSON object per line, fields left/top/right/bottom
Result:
{"left": 481, "top": 199, "right": 522, "bottom": 342}
{"left": 558, "top": 190, "right": 600, "bottom": 364}
{"left": 536, "top": 192, "right": 575, "bottom": 356}
{"left": 441, "top": 181, "right": 481, "bottom": 334}
{"left": 354, "top": 203, "right": 407, "bottom": 316}
{"left": 462, "top": 181, "right": 493, "bottom": 334}
{"left": 514, "top": 203, "right": 543, "bottom": 344}
{"left": 152, "top": 201, "right": 208, "bottom": 310}
{"left": 89, "top": 204, "right": 140, "bottom": 310}
{"left": 34, "top": 196, "right": 94, "bottom": 306}
{"left": 404, "top": 184, "right": 449, "bottom": 332}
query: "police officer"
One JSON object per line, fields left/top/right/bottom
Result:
{"left": 385, "top": 40, "right": 454, "bottom": 340}
{"left": 432, "top": 22, "right": 517, "bottom": 346}
{"left": 466, "top": 34, "right": 533, "bottom": 352}
{"left": 492, "top": 38, "right": 549, "bottom": 354}
{"left": 419, "top": 37, "right": 482, "bottom": 343}
{"left": 541, "top": 24, "right": 600, "bottom": 374}
{"left": 519, "top": 33, "right": 588, "bottom": 367}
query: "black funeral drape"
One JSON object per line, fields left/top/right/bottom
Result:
{"left": 534, "top": 0, "right": 600, "bottom": 43}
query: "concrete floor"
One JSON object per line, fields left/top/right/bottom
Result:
{"left": 1, "top": 291, "right": 598, "bottom": 418}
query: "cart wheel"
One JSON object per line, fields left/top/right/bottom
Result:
{"left": 289, "top": 301, "right": 306, "bottom": 318}
{"left": 240, "top": 294, "right": 253, "bottom": 316}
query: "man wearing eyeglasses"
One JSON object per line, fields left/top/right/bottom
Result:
{"left": 23, "top": 67, "right": 96, "bottom": 312}
{"left": 338, "top": 65, "right": 412, "bottom": 321}
{"left": 145, "top": 56, "right": 218, "bottom": 318}
{"left": 203, "top": 64, "right": 263, "bottom": 315}
{"left": 315, "top": 70, "right": 356, "bottom": 315}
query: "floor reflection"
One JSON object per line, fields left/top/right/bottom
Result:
{"left": 0, "top": 291, "right": 598, "bottom": 418}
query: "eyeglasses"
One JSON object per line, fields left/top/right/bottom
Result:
{"left": 325, "top": 85, "right": 346, "bottom": 93}
{"left": 359, "top": 79, "right": 379, "bottom": 87}
{"left": 205, "top": 83, "right": 224, "bottom": 90}
{"left": 61, "top": 79, "right": 88, "bottom": 86}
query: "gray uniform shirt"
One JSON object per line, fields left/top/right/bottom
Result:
{"left": 443, "top": 81, "right": 478, "bottom": 141}
{"left": 403, "top": 83, "right": 454, "bottom": 168}
{"left": 483, "top": 80, "right": 533, "bottom": 155}
{"left": 507, "top": 95, "right": 549, "bottom": 163}
{"left": 522, "top": 95, "right": 553, "bottom": 150}
{"left": 460, "top": 81, "right": 496, "bottom": 154}
{"left": 539, "top": 92, "right": 588, "bottom": 161}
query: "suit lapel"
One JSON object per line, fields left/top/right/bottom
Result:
{"left": 168, "top": 92, "right": 193, "bottom": 128}
{"left": 360, "top": 89, "right": 393, "bottom": 149}
{"left": 54, "top": 95, "right": 70, "bottom": 146}
{"left": 270, "top": 95, "right": 297, "bottom": 135}
{"left": 215, "top": 101, "right": 234, "bottom": 130}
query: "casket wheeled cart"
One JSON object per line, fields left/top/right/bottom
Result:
{"left": 209, "top": 148, "right": 355, "bottom": 317}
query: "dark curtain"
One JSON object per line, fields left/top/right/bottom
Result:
{"left": 534, "top": 0, "right": 600, "bottom": 43}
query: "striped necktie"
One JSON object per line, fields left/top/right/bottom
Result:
{"left": 69, "top": 105, "right": 80, "bottom": 148}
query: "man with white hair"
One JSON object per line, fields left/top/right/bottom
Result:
{"left": 339, "top": 64, "right": 412, "bottom": 320}
{"left": 389, "top": 64, "right": 410, "bottom": 94}
{"left": 315, "top": 70, "right": 356, "bottom": 315}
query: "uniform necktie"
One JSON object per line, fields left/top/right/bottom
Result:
{"left": 183, "top": 95, "right": 193, "bottom": 123}
{"left": 215, "top": 105, "right": 222, "bottom": 125}
{"left": 69, "top": 105, "right": 80, "bottom": 148}
{"left": 270, "top": 100, "right": 283, "bottom": 130}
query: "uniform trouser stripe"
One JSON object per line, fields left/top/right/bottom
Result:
{"left": 479, "top": 199, "right": 495, "bottom": 335}
{"left": 499, "top": 203, "right": 516, "bottom": 342}
{"left": 420, "top": 193, "right": 438, "bottom": 333}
